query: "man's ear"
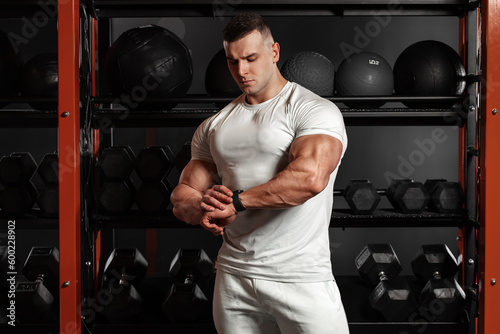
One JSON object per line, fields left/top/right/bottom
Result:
{"left": 272, "top": 42, "right": 280, "bottom": 63}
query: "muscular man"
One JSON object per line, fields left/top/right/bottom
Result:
{"left": 171, "top": 13, "right": 349, "bottom": 334}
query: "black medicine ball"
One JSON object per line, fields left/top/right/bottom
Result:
{"left": 0, "top": 29, "right": 22, "bottom": 105}
{"left": 335, "top": 51, "right": 394, "bottom": 108}
{"left": 281, "top": 51, "right": 334, "bottom": 96}
{"left": 104, "top": 25, "right": 193, "bottom": 110}
{"left": 393, "top": 40, "right": 466, "bottom": 108}
{"left": 19, "top": 53, "right": 58, "bottom": 110}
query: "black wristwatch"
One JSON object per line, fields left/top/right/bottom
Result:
{"left": 232, "top": 189, "right": 246, "bottom": 212}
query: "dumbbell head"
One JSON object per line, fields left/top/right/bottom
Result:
{"left": 22, "top": 246, "right": 59, "bottom": 294}
{"left": 0, "top": 183, "right": 38, "bottom": 216}
{"left": 96, "top": 146, "right": 135, "bottom": 180}
{"left": 103, "top": 248, "right": 148, "bottom": 286}
{"left": 411, "top": 244, "right": 458, "bottom": 282}
{"left": 36, "top": 186, "right": 59, "bottom": 218}
{"left": 134, "top": 146, "right": 174, "bottom": 181}
{"left": 135, "top": 181, "right": 171, "bottom": 215}
{"left": 97, "top": 180, "right": 135, "bottom": 215}
{"left": 0, "top": 152, "right": 37, "bottom": 186}
{"left": 424, "top": 179, "right": 465, "bottom": 214}
{"left": 387, "top": 179, "right": 430, "bottom": 214}
{"left": 419, "top": 274, "right": 466, "bottom": 322}
{"left": 355, "top": 244, "right": 402, "bottom": 286}
{"left": 37, "top": 153, "right": 58, "bottom": 186}
{"left": 369, "top": 276, "right": 418, "bottom": 322}
{"left": 343, "top": 179, "right": 380, "bottom": 215}
{"left": 174, "top": 142, "right": 191, "bottom": 173}
{"left": 163, "top": 282, "right": 211, "bottom": 323}
{"left": 169, "top": 248, "right": 213, "bottom": 283}
{"left": 100, "top": 283, "right": 144, "bottom": 323}
{"left": 15, "top": 280, "right": 56, "bottom": 323}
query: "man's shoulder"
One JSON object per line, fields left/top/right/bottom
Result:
{"left": 284, "top": 82, "right": 338, "bottom": 112}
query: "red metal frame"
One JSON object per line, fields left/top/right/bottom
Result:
{"left": 58, "top": 1, "right": 81, "bottom": 333}
{"left": 479, "top": 1, "right": 500, "bottom": 334}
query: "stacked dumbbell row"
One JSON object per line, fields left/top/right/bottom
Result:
{"left": 0, "top": 245, "right": 214, "bottom": 325}
{"left": 337, "top": 178, "right": 465, "bottom": 215}
{"left": 97, "top": 247, "right": 214, "bottom": 324}
{"left": 355, "top": 243, "right": 466, "bottom": 322}
{"left": 0, "top": 152, "right": 58, "bottom": 218}
{"left": 96, "top": 144, "right": 191, "bottom": 216}
{"left": 0, "top": 245, "right": 60, "bottom": 324}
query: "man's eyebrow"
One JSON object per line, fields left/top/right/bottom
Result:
{"left": 226, "top": 52, "right": 259, "bottom": 61}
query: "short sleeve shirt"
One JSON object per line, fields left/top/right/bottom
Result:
{"left": 191, "top": 81, "right": 347, "bottom": 282}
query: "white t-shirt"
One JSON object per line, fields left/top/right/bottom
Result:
{"left": 191, "top": 81, "right": 347, "bottom": 282}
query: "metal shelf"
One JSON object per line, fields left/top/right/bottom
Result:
{"left": 91, "top": 95, "right": 467, "bottom": 128}
{"left": 0, "top": 216, "right": 58, "bottom": 229}
{"left": 0, "top": 98, "right": 59, "bottom": 128}
{"left": 93, "top": 209, "right": 466, "bottom": 229}
{"left": 331, "top": 209, "right": 466, "bottom": 228}
{"left": 91, "top": 0, "right": 468, "bottom": 18}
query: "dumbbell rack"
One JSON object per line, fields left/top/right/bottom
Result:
{"left": 84, "top": 2, "right": 479, "bottom": 334}
{"left": 89, "top": 1, "right": 483, "bottom": 334}
{"left": 2, "top": 1, "right": 500, "bottom": 334}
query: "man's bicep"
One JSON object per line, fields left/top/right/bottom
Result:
{"left": 177, "top": 159, "right": 220, "bottom": 192}
{"left": 289, "top": 134, "right": 343, "bottom": 174}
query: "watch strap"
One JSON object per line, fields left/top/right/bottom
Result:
{"left": 232, "top": 190, "right": 246, "bottom": 212}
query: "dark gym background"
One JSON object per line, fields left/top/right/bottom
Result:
{"left": 0, "top": 15, "right": 460, "bottom": 278}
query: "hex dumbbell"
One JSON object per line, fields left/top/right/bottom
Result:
{"left": 411, "top": 244, "right": 466, "bottom": 322}
{"left": 387, "top": 178, "right": 430, "bottom": 214}
{"left": 0, "top": 152, "right": 38, "bottom": 217}
{"left": 163, "top": 248, "right": 214, "bottom": 323}
{"left": 36, "top": 153, "right": 59, "bottom": 218}
{"left": 173, "top": 142, "right": 191, "bottom": 173}
{"left": 337, "top": 178, "right": 430, "bottom": 215}
{"left": 341, "top": 179, "right": 381, "bottom": 215}
{"left": 355, "top": 244, "right": 418, "bottom": 321}
{"left": 96, "top": 146, "right": 136, "bottom": 215}
{"left": 100, "top": 248, "right": 148, "bottom": 323}
{"left": 16, "top": 246, "right": 59, "bottom": 323}
{"left": 134, "top": 146, "right": 174, "bottom": 215}
{"left": 424, "top": 179, "right": 465, "bottom": 214}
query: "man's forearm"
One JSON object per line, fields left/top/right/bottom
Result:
{"left": 171, "top": 184, "right": 205, "bottom": 225}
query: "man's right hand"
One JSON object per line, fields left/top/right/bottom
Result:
{"left": 200, "top": 185, "right": 234, "bottom": 212}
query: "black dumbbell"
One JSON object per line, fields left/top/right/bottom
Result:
{"left": 163, "top": 248, "right": 214, "bottom": 323}
{"left": 355, "top": 244, "right": 418, "bottom": 321}
{"left": 336, "top": 179, "right": 434, "bottom": 215}
{"left": 0, "top": 152, "right": 39, "bottom": 217}
{"left": 387, "top": 179, "right": 430, "bottom": 214}
{"left": 36, "top": 186, "right": 58, "bottom": 218}
{"left": 100, "top": 248, "right": 148, "bottom": 323}
{"left": 16, "top": 246, "right": 59, "bottom": 324}
{"left": 97, "top": 180, "right": 136, "bottom": 215}
{"left": 96, "top": 146, "right": 137, "bottom": 215}
{"left": 96, "top": 146, "right": 135, "bottom": 180}
{"left": 134, "top": 146, "right": 174, "bottom": 215}
{"left": 0, "top": 152, "right": 37, "bottom": 186}
{"left": 134, "top": 146, "right": 175, "bottom": 182}
{"left": 341, "top": 179, "right": 381, "bottom": 215}
{"left": 37, "top": 153, "right": 58, "bottom": 186}
{"left": 36, "top": 153, "right": 59, "bottom": 218}
{"left": 135, "top": 181, "right": 171, "bottom": 215}
{"left": 424, "top": 179, "right": 465, "bottom": 214}
{"left": 173, "top": 142, "right": 191, "bottom": 173}
{"left": 411, "top": 244, "right": 466, "bottom": 322}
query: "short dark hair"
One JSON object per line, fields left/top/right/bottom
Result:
{"left": 223, "top": 13, "right": 272, "bottom": 43}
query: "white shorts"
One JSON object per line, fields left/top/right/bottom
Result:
{"left": 213, "top": 270, "right": 350, "bottom": 334}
